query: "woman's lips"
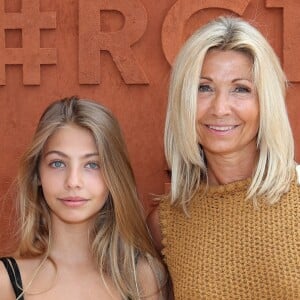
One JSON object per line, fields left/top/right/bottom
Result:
{"left": 207, "top": 125, "right": 237, "bottom": 131}
{"left": 204, "top": 124, "right": 239, "bottom": 136}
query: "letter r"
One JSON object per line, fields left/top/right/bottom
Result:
{"left": 79, "top": 0, "right": 148, "bottom": 84}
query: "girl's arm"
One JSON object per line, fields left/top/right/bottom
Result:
{"left": 0, "top": 260, "right": 16, "bottom": 300}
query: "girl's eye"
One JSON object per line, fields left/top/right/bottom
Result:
{"left": 233, "top": 86, "right": 251, "bottom": 93}
{"left": 86, "top": 162, "right": 100, "bottom": 169}
{"left": 50, "top": 160, "right": 65, "bottom": 168}
{"left": 198, "top": 84, "right": 213, "bottom": 93}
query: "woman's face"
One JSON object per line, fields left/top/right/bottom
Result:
{"left": 196, "top": 49, "right": 259, "bottom": 160}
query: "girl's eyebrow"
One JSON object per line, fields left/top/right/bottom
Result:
{"left": 43, "top": 150, "right": 99, "bottom": 159}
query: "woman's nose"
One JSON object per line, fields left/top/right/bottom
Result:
{"left": 211, "top": 90, "right": 231, "bottom": 116}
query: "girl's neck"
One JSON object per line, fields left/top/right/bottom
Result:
{"left": 49, "top": 216, "right": 94, "bottom": 266}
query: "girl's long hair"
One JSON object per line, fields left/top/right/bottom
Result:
{"left": 17, "top": 96, "right": 166, "bottom": 298}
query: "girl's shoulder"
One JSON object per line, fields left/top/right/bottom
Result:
{"left": 0, "top": 256, "right": 44, "bottom": 300}
{"left": 0, "top": 257, "right": 23, "bottom": 300}
{"left": 136, "top": 255, "right": 167, "bottom": 299}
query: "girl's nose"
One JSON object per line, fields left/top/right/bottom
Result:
{"left": 65, "top": 167, "right": 82, "bottom": 189}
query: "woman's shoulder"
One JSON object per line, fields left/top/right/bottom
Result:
{"left": 147, "top": 194, "right": 170, "bottom": 246}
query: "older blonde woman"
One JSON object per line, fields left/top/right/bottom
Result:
{"left": 149, "top": 16, "right": 300, "bottom": 299}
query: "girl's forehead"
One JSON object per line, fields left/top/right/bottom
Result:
{"left": 42, "top": 124, "right": 98, "bottom": 156}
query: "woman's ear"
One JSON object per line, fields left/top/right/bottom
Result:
{"left": 296, "top": 165, "right": 300, "bottom": 186}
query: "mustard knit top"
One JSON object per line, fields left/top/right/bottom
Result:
{"left": 159, "top": 178, "right": 300, "bottom": 299}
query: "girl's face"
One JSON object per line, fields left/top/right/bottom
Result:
{"left": 196, "top": 49, "right": 259, "bottom": 160}
{"left": 39, "top": 124, "right": 109, "bottom": 226}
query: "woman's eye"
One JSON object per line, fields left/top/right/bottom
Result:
{"left": 234, "top": 86, "right": 251, "bottom": 93}
{"left": 198, "top": 84, "right": 213, "bottom": 92}
{"left": 50, "top": 160, "right": 65, "bottom": 168}
{"left": 86, "top": 162, "right": 100, "bottom": 169}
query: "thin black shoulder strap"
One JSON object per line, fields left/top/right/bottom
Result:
{"left": 0, "top": 257, "right": 24, "bottom": 300}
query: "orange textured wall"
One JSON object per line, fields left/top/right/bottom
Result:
{"left": 0, "top": 0, "right": 299, "bottom": 253}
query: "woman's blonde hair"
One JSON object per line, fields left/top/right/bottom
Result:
{"left": 165, "top": 16, "right": 295, "bottom": 211}
{"left": 17, "top": 96, "right": 166, "bottom": 298}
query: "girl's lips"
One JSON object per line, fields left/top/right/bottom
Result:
{"left": 58, "top": 197, "right": 89, "bottom": 207}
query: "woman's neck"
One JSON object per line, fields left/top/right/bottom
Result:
{"left": 205, "top": 150, "right": 259, "bottom": 185}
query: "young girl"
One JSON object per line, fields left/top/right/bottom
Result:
{"left": 0, "top": 96, "right": 167, "bottom": 299}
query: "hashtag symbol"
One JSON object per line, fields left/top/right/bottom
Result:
{"left": 0, "top": 0, "right": 57, "bottom": 85}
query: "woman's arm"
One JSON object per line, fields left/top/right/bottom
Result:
{"left": 146, "top": 205, "right": 174, "bottom": 299}
{"left": 147, "top": 206, "right": 163, "bottom": 252}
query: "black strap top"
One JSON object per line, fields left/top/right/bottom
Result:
{"left": 0, "top": 257, "right": 135, "bottom": 300}
{"left": 0, "top": 257, "right": 24, "bottom": 300}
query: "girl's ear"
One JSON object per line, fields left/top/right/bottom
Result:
{"left": 37, "top": 173, "right": 41, "bottom": 186}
